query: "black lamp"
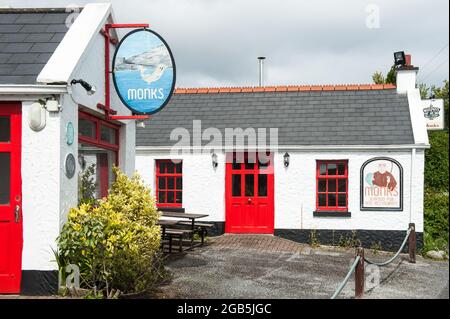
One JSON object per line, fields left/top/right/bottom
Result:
{"left": 283, "top": 152, "right": 290, "bottom": 168}
{"left": 212, "top": 153, "right": 218, "bottom": 168}
{"left": 70, "top": 79, "right": 96, "bottom": 95}
{"left": 394, "top": 51, "right": 406, "bottom": 67}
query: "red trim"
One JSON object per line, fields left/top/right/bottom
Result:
{"left": 316, "top": 160, "right": 349, "bottom": 212}
{"left": 225, "top": 152, "right": 274, "bottom": 234}
{"left": 0, "top": 102, "right": 23, "bottom": 293}
{"left": 174, "top": 84, "right": 396, "bottom": 94}
{"left": 99, "top": 24, "right": 151, "bottom": 121}
{"left": 79, "top": 111, "right": 120, "bottom": 151}
{"left": 155, "top": 160, "right": 182, "bottom": 208}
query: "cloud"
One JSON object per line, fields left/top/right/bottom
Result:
{"left": 4, "top": 0, "right": 449, "bottom": 87}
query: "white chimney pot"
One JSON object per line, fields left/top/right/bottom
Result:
{"left": 396, "top": 54, "right": 418, "bottom": 94}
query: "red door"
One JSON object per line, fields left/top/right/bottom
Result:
{"left": 225, "top": 152, "right": 274, "bottom": 234}
{"left": 0, "top": 102, "right": 22, "bottom": 294}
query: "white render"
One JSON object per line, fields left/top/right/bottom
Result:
{"left": 136, "top": 149, "right": 425, "bottom": 233}
{"left": 0, "top": 4, "right": 136, "bottom": 272}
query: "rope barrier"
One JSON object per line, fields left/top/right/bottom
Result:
{"left": 364, "top": 227, "right": 412, "bottom": 266}
{"left": 330, "top": 225, "right": 414, "bottom": 299}
{"left": 330, "top": 255, "right": 361, "bottom": 299}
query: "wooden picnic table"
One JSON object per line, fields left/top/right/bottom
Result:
{"left": 160, "top": 211, "right": 208, "bottom": 232}
{"left": 157, "top": 219, "right": 180, "bottom": 239}
{"left": 159, "top": 211, "right": 209, "bottom": 249}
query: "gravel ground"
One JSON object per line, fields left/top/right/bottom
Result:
{"left": 161, "top": 235, "right": 449, "bottom": 299}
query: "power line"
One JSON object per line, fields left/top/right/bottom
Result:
{"left": 420, "top": 43, "right": 449, "bottom": 71}
{"left": 418, "top": 57, "right": 449, "bottom": 83}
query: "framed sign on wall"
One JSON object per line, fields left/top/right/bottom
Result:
{"left": 360, "top": 157, "right": 403, "bottom": 211}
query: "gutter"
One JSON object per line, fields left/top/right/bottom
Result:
{"left": 136, "top": 144, "right": 430, "bottom": 153}
{"left": 0, "top": 84, "right": 68, "bottom": 100}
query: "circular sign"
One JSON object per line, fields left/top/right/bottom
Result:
{"left": 65, "top": 153, "right": 76, "bottom": 179}
{"left": 66, "top": 122, "right": 74, "bottom": 145}
{"left": 112, "top": 29, "right": 176, "bottom": 115}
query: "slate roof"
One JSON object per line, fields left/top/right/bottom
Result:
{"left": 136, "top": 86, "right": 415, "bottom": 147}
{"left": 0, "top": 9, "right": 75, "bottom": 84}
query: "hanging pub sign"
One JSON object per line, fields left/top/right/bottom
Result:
{"left": 360, "top": 157, "right": 403, "bottom": 211}
{"left": 421, "top": 99, "right": 445, "bottom": 130}
{"left": 112, "top": 29, "right": 176, "bottom": 115}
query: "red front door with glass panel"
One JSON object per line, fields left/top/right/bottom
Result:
{"left": 0, "top": 102, "right": 22, "bottom": 293}
{"left": 225, "top": 152, "right": 274, "bottom": 234}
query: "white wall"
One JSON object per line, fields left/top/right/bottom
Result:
{"left": 136, "top": 151, "right": 226, "bottom": 222}
{"left": 136, "top": 149, "right": 424, "bottom": 232}
{"left": 21, "top": 101, "right": 61, "bottom": 271}
{"left": 274, "top": 150, "right": 424, "bottom": 232}
{"left": 20, "top": 5, "right": 137, "bottom": 272}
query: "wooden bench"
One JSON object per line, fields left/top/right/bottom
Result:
{"left": 163, "top": 229, "right": 193, "bottom": 253}
{"left": 178, "top": 222, "right": 214, "bottom": 245}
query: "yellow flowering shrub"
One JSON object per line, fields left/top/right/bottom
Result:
{"left": 57, "top": 168, "right": 163, "bottom": 296}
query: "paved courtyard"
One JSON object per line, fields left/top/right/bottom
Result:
{"left": 161, "top": 234, "right": 449, "bottom": 299}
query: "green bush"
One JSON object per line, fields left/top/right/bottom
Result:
{"left": 424, "top": 130, "right": 449, "bottom": 253}
{"left": 425, "top": 131, "right": 449, "bottom": 192}
{"left": 57, "top": 168, "right": 163, "bottom": 297}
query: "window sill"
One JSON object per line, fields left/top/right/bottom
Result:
{"left": 313, "top": 211, "right": 351, "bottom": 217}
{"left": 157, "top": 207, "right": 185, "bottom": 213}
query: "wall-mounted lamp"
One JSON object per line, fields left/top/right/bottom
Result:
{"left": 212, "top": 153, "right": 218, "bottom": 168}
{"left": 136, "top": 120, "right": 146, "bottom": 128}
{"left": 283, "top": 152, "right": 290, "bottom": 168}
{"left": 70, "top": 79, "right": 96, "bottom": 95}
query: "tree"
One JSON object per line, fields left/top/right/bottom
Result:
{"left": 372, "top": 65, "right": 396, "bottom": 85}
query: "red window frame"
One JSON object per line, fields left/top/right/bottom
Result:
{"left": 78, "top": 111, "right": 120, "bottom": 197}
{"left": 316, "top": 160, "right": 348, "bottom": 212}
{"left": 79, "top": 111, "right": 120, "bottom": 152}
{"left": 155, "top": 160, "right": 182, "bottom": 208}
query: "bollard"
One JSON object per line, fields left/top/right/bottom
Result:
{"left": 409, "top": 223, "right": 416, "bottom": 264}
{"left": 355, "top": 247, "right": 365, "bottom": 299}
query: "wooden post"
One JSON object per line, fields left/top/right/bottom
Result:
{"left": 355, "top": 247, "right": 365, "bottom": 299}
{"left": 409, "top": 223, "right": 416, "bottom": 264}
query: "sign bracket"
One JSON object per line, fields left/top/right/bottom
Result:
{"left": 100, "top": 23, "right": 151, "bottom": 121}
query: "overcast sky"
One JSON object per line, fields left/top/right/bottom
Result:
{"left": 2, "top": 0, "right": 449, "bottom": 88}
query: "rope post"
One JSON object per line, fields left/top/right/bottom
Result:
{"left": 408, "top": 223, "right": 416, "bottom": 264}
{"left": 355, "top": 247, "right": 365, "bottom": 299}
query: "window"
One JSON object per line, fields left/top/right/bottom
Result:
{"left": 156, "top": 160, "right": 182, "bottom": 207}
{"left": 316, "top": 160, "right": 348, "bottom": 212}
{"left": 78, "top": 111, "right": 120, "bottom": 199}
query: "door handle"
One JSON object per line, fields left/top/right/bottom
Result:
{"left": 247, "top": 198, "right": 252, "bottom": 204}
{"left": 15, "top": 205, "right": 21, "bottom": 223}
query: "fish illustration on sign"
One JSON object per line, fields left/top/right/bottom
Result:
{"left": 112, "top": 29, "right": 176, "bottom": 115}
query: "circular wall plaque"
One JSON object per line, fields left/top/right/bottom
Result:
{"left": 65, "top": 153, "right": 76, "bottom": 179}
{"left": 112, "top": 29, "right": 176, "bottom": 115}
{"left": 66, "top": 122, "right": 74, "bottom": 145}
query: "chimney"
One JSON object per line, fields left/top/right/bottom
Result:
{"left": 396, "top": 54, "right": 419, "bottom": 94}
{"left": 258, "top": 57, "right": 266, "bottom": 86}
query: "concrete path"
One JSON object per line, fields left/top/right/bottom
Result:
{"left": 161, "top": 234, "right": 449, "bottom": 299}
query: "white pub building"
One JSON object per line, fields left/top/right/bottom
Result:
{"left": 1, "top": 3, "right": 430, "bottom": 295}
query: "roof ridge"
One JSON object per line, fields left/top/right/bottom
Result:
{"left": 0, "top": 8, "right": 78, "bottom": 14}
{"left": 174, "top": 84, "right": 396, "bottom": 94}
